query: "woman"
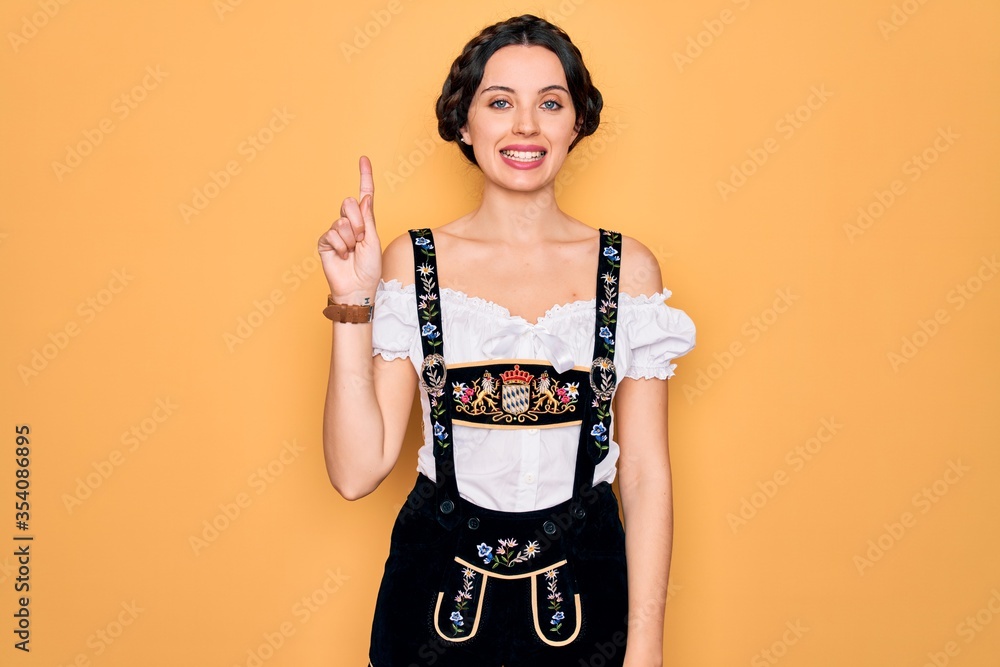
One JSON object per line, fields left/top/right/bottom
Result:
{"left": 318, "top": 14, "right": 695, "bottom": 666}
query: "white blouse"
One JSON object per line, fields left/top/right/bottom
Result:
{"left": 372, "top": 278, "right": 697, "bottom": 512}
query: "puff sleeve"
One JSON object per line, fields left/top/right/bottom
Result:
{"left": 370, "top": 279, "right": 419, "bottom": 361}
{"left": 621, "top": 289, "right": 697, "bottom": 380}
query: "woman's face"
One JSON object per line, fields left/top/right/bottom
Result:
{"left": 460, "top": 44, "right": 580, "bottom": 192}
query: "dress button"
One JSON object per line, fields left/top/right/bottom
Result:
{"left": 524, "top": 473, "right": 535, "bottom": 483}
{"left": 527, "top": 428, "right": 539, "bottom": 435}
{"left": 467, "top": 517, "right": 480, "bottom": 530}
{"left": 571, "top": 504, "right": 586, "bottom": 520}
{"left": 440, "top": 499, "right": 455, "bottom": 514}
{"left": 543, "top": 521, "right": 557, "bottom": 535}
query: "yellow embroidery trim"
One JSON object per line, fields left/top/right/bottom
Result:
{"left": 454, "top": 556, "right": 568, "bottom": 580}
{"left": 433, "top": 570, "right": 487, "bottom": 643}
{"left": 530, "top": 574, "right": 582, "bottom": 647}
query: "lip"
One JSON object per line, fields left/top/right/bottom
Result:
{"left": 498, "top": 144, "right": 548, "bottom": 170}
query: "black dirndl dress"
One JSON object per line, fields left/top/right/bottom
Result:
{"left": 368, "top": 229, "right": 630, "bottom": 666}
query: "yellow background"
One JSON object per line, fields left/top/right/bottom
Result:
{"left": 2, "top": 0, "right": 999, "bottom": 665}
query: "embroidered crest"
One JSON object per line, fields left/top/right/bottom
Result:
{"left": 452, "top": 364, "right": 581, "bottom": 425}
{"left": 500, "top": 366, "right": 532, "bottom": 415}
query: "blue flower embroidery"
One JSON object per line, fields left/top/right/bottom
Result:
{"left": 433, "top": 422, "right": 446, "bottom": 440}
{"left": 450, "top": 611, "right": 464, "bottom": 625}
{"left": 551, "top": 611, "right": 565, "bottom": 624}
{"left": 415, "top": 237, "right": 433, "bottom": 247}
{"left": 477, "top": 543, "right": 494, "bottom": 564}
{"left": 421, "top": 323, "right": 439, "bottom": 339}
{"left": 591, "top": 423, "right": 608, "bottom": 441}
{"left": 598, "top": 326, "right": 614, "bottom": 344}
{"left": 603, "top": 246, "right": 619, "bottom": 259}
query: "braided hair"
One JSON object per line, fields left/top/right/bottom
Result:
{"left": 435, "top": 14, "right": 603, "bottom": 167}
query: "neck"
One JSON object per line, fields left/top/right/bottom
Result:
{"left": 467, "top": 180, "right": 573, "bottom": 243}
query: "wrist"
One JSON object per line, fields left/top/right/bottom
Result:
{"left": 329, "top": 289, "right": 376, "bottom": 305}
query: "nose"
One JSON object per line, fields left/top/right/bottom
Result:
{"left": 513, "top": 107, "right": 539, "bottom": 136}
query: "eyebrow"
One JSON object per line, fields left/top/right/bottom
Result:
{"left": 481, "top": 84, "right": 570, "bottom": 96}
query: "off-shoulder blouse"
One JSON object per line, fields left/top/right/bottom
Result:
{"left": 371, "top": 279, "right": 696, "bottom": 512}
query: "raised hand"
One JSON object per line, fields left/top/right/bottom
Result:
{"left": 318, "top": 155, "right": 382, "bottom": 301}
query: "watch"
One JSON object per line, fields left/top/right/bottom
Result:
{"left": 323, "top": 295, "right": 374, "bottom": 323}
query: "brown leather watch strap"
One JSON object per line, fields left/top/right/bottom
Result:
{"left": 323, "top": 295, "right": 374, "bottom": 323}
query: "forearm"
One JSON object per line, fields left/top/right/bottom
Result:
{"left": 620, "top": 464, "right": 673, "bottom": 665}
{"left": 322, "top": 308, "right": 389, "bottom": 499}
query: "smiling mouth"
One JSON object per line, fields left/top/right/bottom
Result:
{"left": 499, "top": 149, "right": 546, "bottom": 162}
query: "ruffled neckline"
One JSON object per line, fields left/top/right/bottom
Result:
{"left": 378, "top": 279, "right": 672, "bottom": 327}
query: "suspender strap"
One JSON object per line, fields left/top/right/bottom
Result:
{"left": 409, "top": 228, "right": 461, "bottom": 530}
{"left": 408, "top": 226, "right": 623, "bottom": 528}
{"left": 569, "top": 228, "right": 623, "bottom": 521}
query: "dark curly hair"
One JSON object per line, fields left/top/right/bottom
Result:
{"left": 435, "top": 14, "right": 603, "bottom": 167}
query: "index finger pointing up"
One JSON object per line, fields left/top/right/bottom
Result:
{"left": 358, "top": 155, "right": 374, "bottom": 200}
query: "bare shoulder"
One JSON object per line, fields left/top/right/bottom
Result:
{"left": 618, "top": 233, "right": 664, "bottom": 296}
{"left": 380, "top": 231, "right": 416, "bottom": 285}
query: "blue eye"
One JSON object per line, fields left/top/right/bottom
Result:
{"left": 541, "top": 100, "right": 562, "bottom": 110}
{"left": 490, "top": 99, "right": 510, "bottom": 109}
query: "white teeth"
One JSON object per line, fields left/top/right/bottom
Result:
{"left": 500, "top": 149, "right": 546, "bottom": 161}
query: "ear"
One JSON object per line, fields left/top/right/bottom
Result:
{"left": 459, "top": 124, "right": 470, "bottom": 145}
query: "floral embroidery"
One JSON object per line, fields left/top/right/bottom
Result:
{"left": 413, "top": 230, "right": 441, "bottom": 352}
{"left": 545, "top": 568, "right": 565, "bottom": 635}
{"left": 430, "top": 394, "right": 450, "bottom": 448}
{"left": 588, "top": 230, "right": 621, "bottom": 459}
{"left": 476, "top": 538, "right": 542, "bottom": 569}
{"left": 448, "top": 567, "right": 477, "bottom": 636}
{"left": 411, "top": 229, "right": 450, "bottom": 451}
{"left": 453, "top": 365, "right": 580, "bottom": 424}
{"left": 452, "top": 382, "right": 474, "bottom": 404}
{"left": 596, "top": 231, "right": 620, "bottom": 356}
